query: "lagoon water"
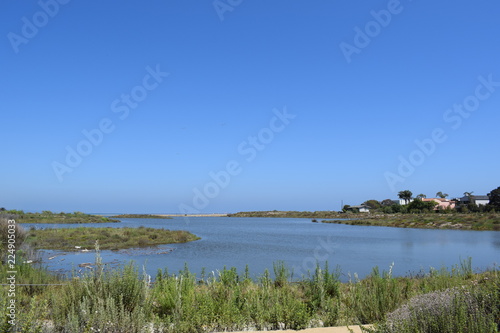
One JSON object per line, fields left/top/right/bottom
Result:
{"left": 23, "top": 217, "right": 500, "bottom": 281}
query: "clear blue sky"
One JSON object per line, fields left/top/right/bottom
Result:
{"left": 1, "top": 0, "right": 499, "bottom": 213}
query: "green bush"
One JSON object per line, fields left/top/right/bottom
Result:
{"left": 342, "top": 264, "right": 412, "bottom": 324}
{"left": 380, "top": 287, "right": 498, "bottom": 333}
{"left": 1, "top": 250, "right": 498, "bottom": 332}
{"left": 0, "top": 215, "right": 27, "bottom": 261}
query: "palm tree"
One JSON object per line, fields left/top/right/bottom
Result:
{"left": 416, "top": 194, "right": 426, "bottom": 199}
{"left": 464, "top": 191, "right": 474, "bottom": 197}
{"left": 463, "top": 191, "right": 474, "bottom": 205}
{"left": 436, "top": 191, "right": 448, "bottom": 199}
{"left": 398, "top": 190, "right": 413, "bottom": 205}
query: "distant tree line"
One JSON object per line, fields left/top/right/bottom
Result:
{"left": 354, "top": 186, "right": 500, "bottom": 214}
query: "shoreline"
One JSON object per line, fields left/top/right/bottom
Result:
{"left": 158, "top": 213, "right": 229, "bottom": 217}
{"left": 228, "top": 211, "right": 500, "bottom": 231}
{"left": 114, "top": 211, "right": 499, "bottom": 231}
{"left": 321, "top": 213, "right": 500, "bottom": 231}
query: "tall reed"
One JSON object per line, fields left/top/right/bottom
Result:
{"left": 49, "top": 241, "right": 152, "bottom": 332}
{"left": 1, "top": 252, "right": 498, "bottom": 332}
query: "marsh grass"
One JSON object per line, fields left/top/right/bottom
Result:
{"left": 51, "top": 264, "right": 151, "bottom": 332}
{"left": 3, "top": 211, "right": 120, "bottom": 224}
{"left": 323, "top": 213, "right": 500, "bottom": 230}
{"left": 0, "top": 215, "right": 28, "bottom": 261}
{"left": 0, "top": 254, "right": 498, "bottom": 332}
{"left": 340, "top": 264, "right": 410, "bottom": 324}
{"left": 26, "top": 227, "right": 200, "bottom": 251}
{"left": 0, "top": 259, "right": 63, "bottom": 332}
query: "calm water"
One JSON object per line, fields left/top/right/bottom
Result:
{"left": 23, "top": 217, "right": 500, "bottom": 281}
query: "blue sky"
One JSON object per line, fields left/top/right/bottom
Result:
{"left": 1, "top": 0, "right": 499, "bottom": 213}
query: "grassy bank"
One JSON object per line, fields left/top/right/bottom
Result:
{"left": 229, "top": 211, "right": 500, "bottom": 231}
{"left": 2, "top": 210, "right": 119, "bottom": 224}
{"left": 109, "top": 214, "right": 173, "bottom": 219}
{"left": 26, "top": 227, "right": 200, "bottom": 251}
{"left": 228, "top": 210, "right": 346, "bottom": 218}
{"left": 0, "top": 257, "right": 498, "bottom": 332}
{"left": 322, "top": 213, "right": 500, "bottom": 231}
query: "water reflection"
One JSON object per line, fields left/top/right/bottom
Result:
{"left": 22, "top": 217, "right": 500, "bottom": 281}
{"left": 492, "top": 232, "right": 500, "bottom": 249}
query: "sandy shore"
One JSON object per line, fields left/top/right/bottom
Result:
{"left": 229, "top": 325, "right": 372, "bottom": 333}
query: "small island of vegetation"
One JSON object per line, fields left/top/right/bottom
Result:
{"left": 26, "top": 226, "right": 200, "bottom": 251}
{"left": 1, "top": 210, "right": 119, "bottom": 224}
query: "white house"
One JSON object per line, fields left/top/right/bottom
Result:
{"left": 398, "top": 198, "right": 414, "bottom": 205}
{"left": 350, "top": 205, "right": 370, "bottom": 213}
{"left": 459, "top": 195, "right": 490, "bottom": 206}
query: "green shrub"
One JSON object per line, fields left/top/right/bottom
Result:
{"left": 1, "top": 248, "right": 498, "bottom": 332}
{"left": 49, "top": 244, "right": 152, "bottom": 332}
{"left": 381, "top": 287, "right": 498, "bottom": 333}
{"left": 0, "top": 216, "right": 27, "bottom": 261}
{"left": 344, "top": 265, "right": 411, "bottom": 324}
